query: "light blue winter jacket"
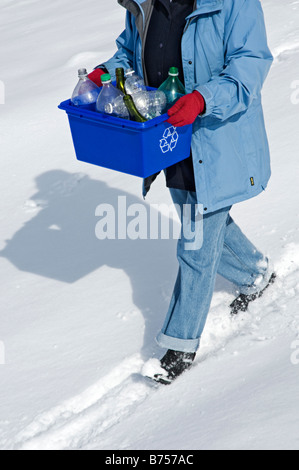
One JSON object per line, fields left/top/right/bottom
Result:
{"left": 103, "top": 0, "right": 273, "bottom": 213}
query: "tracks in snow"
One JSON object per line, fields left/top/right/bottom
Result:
{"left": 12, "top": 355, "right": 153, "bottom": 450}
{"left": 6, "top": 244, "right": 299, "bottom": 450}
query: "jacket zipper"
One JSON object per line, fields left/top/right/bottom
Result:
{"left": 141, "top": 1, "right": 155, "bottom": 86}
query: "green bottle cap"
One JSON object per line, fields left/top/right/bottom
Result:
{"left": 169, "top": 67, "right": 179, "bottom": 76}
{"left": 101, "top": 73, "right": 112, "bottom": 83}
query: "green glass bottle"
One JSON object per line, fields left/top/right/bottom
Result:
{"left": 158, "top": 67, "right": 186, "bottom": 108}
{"left": 123, "top": 95, "right": 148, "bottom": 123}
{"left": 116, "top": 68, "right": 127, "bottom": 95}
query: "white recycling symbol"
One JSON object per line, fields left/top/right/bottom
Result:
{"left": 160, "top": 126, "right": 179, "bottom": 154}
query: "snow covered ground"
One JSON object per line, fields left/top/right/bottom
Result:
{"left": 0, "top": 0, "right": 299, "bottom": 451}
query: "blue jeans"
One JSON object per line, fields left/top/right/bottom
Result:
{"left": 156, "top": 188, "right": 272, "bottom": 353}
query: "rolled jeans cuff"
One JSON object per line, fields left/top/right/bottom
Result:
{"left": 156, "top": 331, "right": 200, "bottom": 353}
{"left": 238, "top": 260, "right": 274, "bottom": 295}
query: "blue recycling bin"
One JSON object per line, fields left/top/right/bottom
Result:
{"left": 58, "top": 95, "right": 192, "bottom": 179}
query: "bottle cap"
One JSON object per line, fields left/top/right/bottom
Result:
{"left": 125, "top": 68, "right": 135, "bottom": 76}
{"left": 101, "top": 74, "right": 112, "bottom": 83}
{"left": 169, "top": 67, "right": 179, "bottom": 76}
{"left": 78, "top": 68, "right": 88, "bottom": 77}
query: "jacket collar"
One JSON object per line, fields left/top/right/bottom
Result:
{"left": 118, "top": 0, "right": 224, "bottom": 17}
{"left": 189, "top": 0, "right": 224, "bottom": 18}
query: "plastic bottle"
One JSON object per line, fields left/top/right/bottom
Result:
{"left": 96, "top": 74, "right": 129, "bottom": 119}
{"left": 132, "top": 90, "right": 167, "bottom": 119}
{"left": 123, "top": 95, "right": 148, "bottom": 122}
{"left": 148, "top": 90, "right": 167, "bottom": 117}
{"left": 71, "top": 68, "right": 100, "bottom": 109}
{"left": 130, "top": 90, "right": 151, "bottom": 119}
{"left": 123, "top": 68, "right": 166, "bottom": 119}
{"left": 125, "top": 69, "right": 146, "bottom": 95}
{"left": 158, "top": 67, "right": 186, "bottom": 108}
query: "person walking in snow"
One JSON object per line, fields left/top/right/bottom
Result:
{"left": 89, "top": 0, "right": 275, "bottom": 384}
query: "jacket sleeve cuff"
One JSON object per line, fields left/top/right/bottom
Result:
{"left": 88, "top": 68, "right": 107, "bottom": 87}
{"left": 193, "top": 90, "right": 206, "bottom": 115}
{"left": 194, "top": 84, "right": 214, "bottom": 117}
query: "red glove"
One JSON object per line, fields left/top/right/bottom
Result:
{"left": 167, "top": 90, "right": 205, "bottom": 127}
{"left": 88, "top": 68, "right": 106, "bottom": 87}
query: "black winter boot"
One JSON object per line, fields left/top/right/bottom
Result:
{"left": 230, "top": 272, "right": 276, "bottom": 315}
{"left": 153, "top": 349, "right": 196, "bottom": 385}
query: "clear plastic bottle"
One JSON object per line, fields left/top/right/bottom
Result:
{"left": 158, "top": 67, "right": 186, "bottom": 109}
{"left": 131, "top": 90, "right": 151, "bottom": 119}
{"left": 124, "top": 68, "right": 167, "bottom": 119}
{"left": 96, "top": 74, "right": 129, "bottom": 119}
{"left": 125, "top": 69, "right": 146, "bottom": 95}
{"left": 148, "top": 90, "right": 167, "bottom": 117}
{"left": 71, "top": 68, "right": 100, "bottom": 109}
{"left": 125, "top": 89, "right": 167, "bottom": 120}
{"left": 123, "top": 95, "right": 147, "bottom": 122}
